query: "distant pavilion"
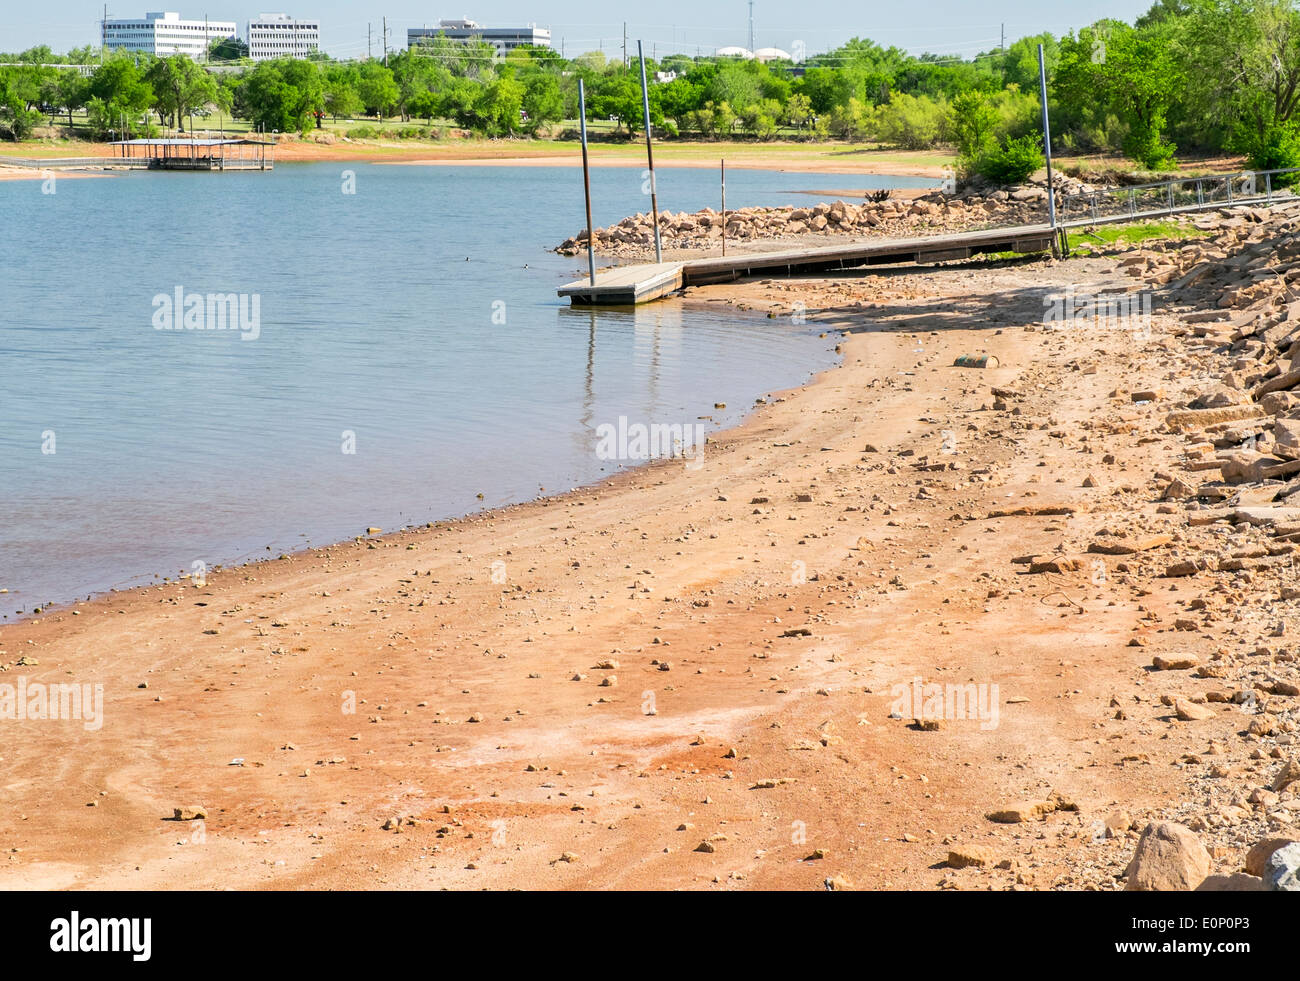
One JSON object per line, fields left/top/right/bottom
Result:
{"left": 109, "top": 138, "right": 275, "bottom": 171}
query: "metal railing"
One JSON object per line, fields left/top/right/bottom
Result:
{"left": 1059, "top": 168, "right": 1300, "bottom": 228}
{"left": 0, "top": 156, "right": 145, "bottom": 169}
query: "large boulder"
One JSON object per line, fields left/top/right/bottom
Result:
{"left": 1125, "top": 822, "right": 1212, "bottom": 891}
{"left": 1267, "top": 842, "right": 1300, "bottom": 891}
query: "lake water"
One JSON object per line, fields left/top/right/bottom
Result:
{"left": 0, "top": 161, "right": 937, "bottom": 618}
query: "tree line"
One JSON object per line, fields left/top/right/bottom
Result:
{"left": 3, "top": 1, "right": 1300, "bottom": 181}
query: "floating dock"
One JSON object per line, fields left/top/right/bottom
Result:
{"left": 109, "top": 138, "right": 275, "bottom": 171}
{"left": 558, "top": 224, "right": 1056, "bottom": 305}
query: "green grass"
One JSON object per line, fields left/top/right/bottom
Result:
{"left": 1067, "top": 219, "right": 1210, "bottom": 254}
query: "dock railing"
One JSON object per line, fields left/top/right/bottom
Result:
{"left": 1058, "top": 168, "right": 1300, "bottom": 228}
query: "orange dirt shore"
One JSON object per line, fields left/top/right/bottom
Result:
{"left": 0, "top": 139, "right": 950, "bottom": 176}
{"left": 2, "top": 250, "right": 1277, "bottom": 891}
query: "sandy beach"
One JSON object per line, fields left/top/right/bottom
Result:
{"left": 6, "top": 224, "right": 1296, "bottom": 890}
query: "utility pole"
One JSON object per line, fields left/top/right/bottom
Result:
{"left": 1000, "top": 23, "right": 1005, "bottom": 55}
{"left": 383, "top": 16, "right": 388, "bottom": 66}
{"left": 1038, "top": 43, "right": 1059, "bottom": 252}
{"left": 637, "top": 40, "right": 662, "bottom": 263}
{"left": 368, "top": 23, "right": 371, "bottom": 60}
{"left": 623, "top": 22, "right": 627, "bottom": 68}
{"left": 749, "top": 1, "right": 755, "bottom": 55}
{"left": 101, "top": 4, "right": 106, "bottom": 64}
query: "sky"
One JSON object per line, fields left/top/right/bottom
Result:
{"left": 3, "top": 1, "right": 1157, "bottom": 60}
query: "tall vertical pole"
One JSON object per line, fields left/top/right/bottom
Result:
{"left": 368, "top": 23, "right": 372, "bottom": 60}
{"left": 638, "top": 41, "right": 663, "bottom": 264}
{"left": 623, "top": 23, "right": 628, "bottom": 68}
{"left": 721, "top": 158, "right": 727, "bottom": 257}
{"left": 578, "top": 79, "right": 597, "bottom": 287}
{"left": 383, "top": 16, "right": 388, "bottom": 66}
{"left": 749, "top": 1, "right": 755, "bottom": 54}
{"left": 1037, "top": 43, "right": 1058, "bottom": 250}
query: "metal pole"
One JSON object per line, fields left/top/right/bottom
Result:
{"left": 638, "top": 41, "right": 663, "bottom": 263}
{"left": 1037, "top": 44, "right": 1058, "bottom": 250}
{"left": 721, "top": 158, "right": 727, "bottom": 257}
{"left": 578, "top": 78, "right": 597, "bottom": 287}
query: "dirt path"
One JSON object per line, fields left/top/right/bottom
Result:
{"left": 1, "top": 251, "right": 1290, "bottom": 890}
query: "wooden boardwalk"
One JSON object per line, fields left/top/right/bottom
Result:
{"left": 558, "top": 223, "right": 1057, "bottom": 305}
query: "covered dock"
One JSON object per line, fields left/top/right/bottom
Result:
{"left": 109, "top": 138, "right": 274, "bottom": 172}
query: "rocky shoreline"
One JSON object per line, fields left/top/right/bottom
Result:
{"left": 556, "top": 177, "right": 1095, "bottom": 259}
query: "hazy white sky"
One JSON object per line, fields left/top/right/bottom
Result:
{"left": 4, "top": 1, "right": 1155, "bottom": 59}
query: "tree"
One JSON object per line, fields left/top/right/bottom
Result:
{"left": 0, "top": 67, "right": 43, "bottom": 139}
{"left": 355, "top": 61, "right": 398, "bottom": 119}
{"left": 1056, "top": 21, "right": 1181, "bottom": 168}
{"left": 877, "top": 92, "right": 948, "bottom": 148}
{"left": 475, "top": 75, "right": 526, "bottom": 136}
{"left": 522, "top": 73, "right": 563, "bottom": 133}
{"left": 323, "top": 64, "right": 363, "bottom": 121}
{"left": 85, "top": 55, "right": 154, "bottom": 137}
{"left": 1179, "top": 0, "right": 1300, "bottom": 153}
{"left": 950, "top": 90, "right": 999, "bottom": 157}
{"left": 209, "top": 37, "right": 249, "bottom": 62}
{"left": 146, "top": 55, "right": 218, "bottom": 130}
{"left": 389, "top": 49, "right": 443, "bottom": 121}
{"left": 238, "top": 58, "right": 323, "bottom": 133}
{"left": 593, "top": 73, "right": 645, "bottom": 133}
{"left": 53, "top": 68, "right": 88, "bottom": 127}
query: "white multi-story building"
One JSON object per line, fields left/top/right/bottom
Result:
{"left": 246, "top": 13, "right": 320, "bottom": 61}
{"left": 102, "top": 11, "right": 238, "bottom": 58}
{"left": 408, "top": 19, "right": 551, "bottom": 57}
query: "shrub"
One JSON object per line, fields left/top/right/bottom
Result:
{"left": 971, "top": 133, "right": 1044, "bottom": 185}
{"left": 1122, "top": 117, "right": 1176, "bottom": 171}
{"left": 877, "top": 92, "right": 948, "bottom": 150}
{"left": 1234, "top": 122, "right": 1300, "bottom": 187}
{"left": 345, "top": 124, "right": 378, "bottom": 139}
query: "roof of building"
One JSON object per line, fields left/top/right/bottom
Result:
{"left": 110, "top": 138, "right": 273, "bottom": 146}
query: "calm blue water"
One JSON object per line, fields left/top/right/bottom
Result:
{"left": 0, "top": 162, "right": 936, "bottom": 618}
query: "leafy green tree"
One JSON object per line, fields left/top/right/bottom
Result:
{"left": 950, "top": 90, "right": 999, "bottom": 157}
{"left": 739, "top": 97, "right": 782, "bottom": 139}
{"left": 52, "top": 68, "right": 88, "bottom": 127}
{"left": 238, "top": 59, "right": 323, "bottom": 133}
{"left": 877, "top": 91, "right": 948, "bottom": 148}
{"left": 1056, "top": 21, "right": 1181, "bottom": 167}
{"left": 522, "top": 73, "right": 563, "bottom": 133}
{"left": 355, "top": 61, "right": 398, "bottom": 119}
{"left": 323, "top": 64, "right": 363, "bottom": 121}
{"left": 208, "top": 37, "right": 249, "bottom": 62}
{"left": 146, "top": 55, "right": 218, "bottom": 130}
{"left": 828, "top": 97, "right": 876, "bottom": 141}
{"left": 1179, "top": 0, "right": 1300, "bottom": 153}
{"left": 475, "top": 75, "right": 526, "bottom": 135}
{"left": 85, "top": 55, "right": 154, "bottom": 137}
{"left": 0, "top": 68, "right": 43, "bottom": 138}
{"left": 593, "top": 73, "right": 646, "bottom": 133}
